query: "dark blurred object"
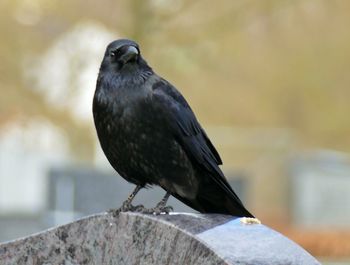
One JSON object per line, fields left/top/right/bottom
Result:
{"left": 46, "top": 166, "right": 195, "bottom": 227}
{"left": 0, "top": 215, "right": 43, "bottom": 243}
{"left": 0, "top": 164, "right": 247, "bottom": 243}
{"left": 46, "top": 166, "right": 249, "bottom": 226}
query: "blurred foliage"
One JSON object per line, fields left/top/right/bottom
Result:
{"left": 0, "top": 0, "right": 349, "bottom": 159}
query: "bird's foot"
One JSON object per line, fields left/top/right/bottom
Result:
{"left": 108, "top": 203, "right": 146, "bottom": 217}
{"left": 108, "top": 208, "right": 122, "bottom": 217}
{"left": 152, "top": 205, "right": 173, "bottom": 215}
{"left": 138, "top": 205, "right": 173, "bottom": 215}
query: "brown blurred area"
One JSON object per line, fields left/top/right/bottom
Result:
{"left": 280, "top": 226, "right": 350, "bottom": 258}
{"left": 0, "top": 0, "right": 350, "bottom": 262}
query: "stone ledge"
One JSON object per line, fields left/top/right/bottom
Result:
{"left": 0, "top": 212, "right": 320, "bottom": 265}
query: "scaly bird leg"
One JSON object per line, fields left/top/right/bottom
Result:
{"left": 109, "top": 185, "right": 144, "bottom": 217}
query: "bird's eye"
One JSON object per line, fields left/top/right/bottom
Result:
{"left": 110, "top": 49, "right": 122, "bottom": 58}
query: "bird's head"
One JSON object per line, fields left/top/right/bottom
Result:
{"left": 101, "top": 39, "right": 150, "bottom": 74}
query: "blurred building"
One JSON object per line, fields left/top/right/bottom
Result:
{"left": 0, "top": 120, "right": 68, "bottom": 214}
{"left": 290, "top": 151, "right": 350, "bottom": 228}
{"left": 0, "top": 119, "right": 68, "bottom": 241}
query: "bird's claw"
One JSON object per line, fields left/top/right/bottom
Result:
{"left": 133, "top": 204, "right": 147, "bottom": 212}
{"left": 138, "top": 205, "right": 173, "bottom": 215}
{"left": 154, "top": 205, "right": 173, "bottom": 215}
{"left": 108, "top": 203, "right": 146, "bottom": 217}
{"left": 108, "top": 204, "right": 172, "bottom": 217}
{"left": 108, "top": 208, "right": 121, "bottom": 217}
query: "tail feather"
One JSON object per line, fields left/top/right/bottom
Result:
{"left": 172, "top": 176, "right": 254, "bottom": 218}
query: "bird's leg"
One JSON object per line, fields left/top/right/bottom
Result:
{"left": 109, "top": 185, "right": 144, "bottom": 217}
{"left": 120, "top": 185, "right": 143, "bottom": 210}
{"left": 155, "top": 192, "right": 173, "bottom": 213}
{"left": 139, "top": 192, "right": 173, "bottom": 215}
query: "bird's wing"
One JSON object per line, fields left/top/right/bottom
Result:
{"left": 152, "top": 79, "right": 243, "bottom": 205}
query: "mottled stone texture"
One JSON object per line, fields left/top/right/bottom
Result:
{"left": 0, "top": 212, "right": 320, "bottom": 265}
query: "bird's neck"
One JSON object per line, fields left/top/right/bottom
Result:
{"left": 95, "top": 67, "right": 153, "bottom": 106}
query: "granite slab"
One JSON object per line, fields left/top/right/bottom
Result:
{"left": 0, "top": 212, "right": 320, "bottom": 265}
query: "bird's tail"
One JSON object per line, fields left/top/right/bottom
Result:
{"left": 173, "top": 175, "right": 254, "bottom": 217}
{"left": 197, "top": 181, "right": 254, "bottom": 217}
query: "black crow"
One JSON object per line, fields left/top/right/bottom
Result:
{"left": 93, "top": 39, "right": 254, "bottom": 217}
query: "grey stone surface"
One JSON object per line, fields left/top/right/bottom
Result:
{"left": 0, "top": 212, "right": 320, "bottom": 265}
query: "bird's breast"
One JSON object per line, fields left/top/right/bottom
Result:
{"left": 93, "top": 82, "right": 198, "bottom": 196}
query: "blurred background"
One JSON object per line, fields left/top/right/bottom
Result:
{"left": 0, "top": 0, "right": 349, "bottom": 263}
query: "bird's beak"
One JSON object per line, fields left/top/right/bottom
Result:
{"left": 119, "top": 46, "right": 139, "bottom": 65}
